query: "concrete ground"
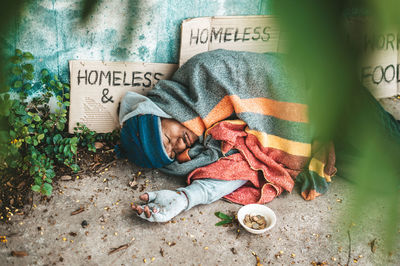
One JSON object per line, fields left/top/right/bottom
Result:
{"left": 1, "top": 99, "right": 400, "bottom": 266}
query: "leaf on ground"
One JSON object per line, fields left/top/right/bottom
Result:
{"left": 94, "top": 142, "right": 104, "bottom": 149}
{"left": 70, "top": 207, "right": 85, "bottom": 216}
{"left": 215, "top": 211, "right": 233, "bottom": 220}
{"left": 11, "top": 251, "right": 28, "bottom": 257}
{"left": 108, "top": 243, "right": 129, "bottom": 255}
{"left": 215, "top": 220, "right": 233, "bottom": 226}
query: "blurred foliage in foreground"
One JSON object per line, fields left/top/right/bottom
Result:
{"left": 273, "top": 0, "right": 400, "bottom": 251}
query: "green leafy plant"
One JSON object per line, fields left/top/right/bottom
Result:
{"left": 0, "top": 49, "right": 78, "bottom": 196}
{"left": 74, "top": 122, "right": 97, "bottom": 153}
{"left": 214, "top": 211, "right": 234, "bottom": 226}
{"left": 0, "top": 49, "right": 119, "bottom": 197}
{"left": 74, "top": 122, "right": 119, "bottom": 153}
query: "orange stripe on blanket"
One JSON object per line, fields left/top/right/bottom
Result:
{"left": 177, "top": 148, "right": 191, "bottom": 163}
{"left": 182, "top": 97, "right": 235, "bottom": 136}
{"left": 203, "top": 96, "right": 234, "bottom": 128}
{"left": 229, "top": 95, "right": 308, "bottom": 123}
{"left": 246, "top": 128, "right": 311, "bottom": 157}
{"left": 182, "top": 95, "right": 308, "bottom": 136}
{"left": 182, "top": 117, "right": 206, "bottom": 136}
{"left": 301, "top": 189, "right": 321, "bottom": 201}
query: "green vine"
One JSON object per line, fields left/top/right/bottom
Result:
{"left": 0, "top": 49, "right": 118, "bottom": 197}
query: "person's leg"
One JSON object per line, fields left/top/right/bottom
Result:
{"left": 131, "top": 179, "right": 247, "bottom": 222}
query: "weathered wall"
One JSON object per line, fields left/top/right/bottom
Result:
{"left": 4, "top": 0, "right": 271, "bottom": 82}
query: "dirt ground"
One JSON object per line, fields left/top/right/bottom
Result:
{"left": 0, "top": 157, "right": 399, "bottom": 265}
{"left": 1, "top": 98, "right": 400, "bottom": 265}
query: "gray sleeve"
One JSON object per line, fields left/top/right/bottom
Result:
{"left": 177, "top": 179, "right": 247, "bottom": 210}
{"left": 119, "top": 91, "right": 172, "bottom": 125}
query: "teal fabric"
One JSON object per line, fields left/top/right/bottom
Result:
{"left": 116, "top": 114, "right": 173, "bottom": 168}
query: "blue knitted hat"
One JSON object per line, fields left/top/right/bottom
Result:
{"left": 115, "top": 114, "right": 173, "bottom": 168}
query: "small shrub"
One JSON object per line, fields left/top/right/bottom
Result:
{"left": 0, "top": 49, "right": 118, "bottom": 197}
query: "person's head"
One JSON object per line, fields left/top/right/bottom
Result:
{"left": 116, "top": 115, "right": 198, "bottom": 168}
{"left": 161, "top": 118, "right": 198, "bottom": 159}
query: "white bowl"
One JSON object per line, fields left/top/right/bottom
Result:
{"left": 237, "top": 204, "right": 276, "bottom": 234}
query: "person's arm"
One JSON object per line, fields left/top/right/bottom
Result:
{"left": 132, "top": 179, "right": 247, "bottom": 222}
{"left": 177, "top": 179, "right": 247, "bottom": 210}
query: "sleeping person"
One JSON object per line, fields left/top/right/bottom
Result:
{"left": 115, "top": 49, "right": 400, "bottom": 222}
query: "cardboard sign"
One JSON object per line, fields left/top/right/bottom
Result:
{"left": 179, "top": 15, "right": 284, "bottom": 66}
{"left": 346, "top": 18, "right": 399, "bottom": 98}
{"left": 360, "top": 44, "right": 398, "bottom": 98}
{"left": 69, "top": 60, "right": 178, "bottom": 133}
{"left": 357, "top": 25, "right": 399, "bottom": 98}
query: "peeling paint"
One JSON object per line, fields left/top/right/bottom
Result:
{"left": 5, "top": 0, "right": 271, "bottom": 82}
{"left": 110, "top": 47, "right": 130, "bottom": 59}
{"left": 138, "top": 46, "right": 149, "bottom": 61}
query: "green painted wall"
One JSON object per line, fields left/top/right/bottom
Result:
{"left": 4, "top": 0, "right": 271, "bottom": 82}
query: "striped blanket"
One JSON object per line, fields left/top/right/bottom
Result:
{"left": 147, "top": 49, "right": 336, "bottom": 204}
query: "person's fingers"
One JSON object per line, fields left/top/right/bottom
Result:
{"left": 138, "top": 210, "right": 167, "bottom": 222}
{"left": 144, "top": 205, "right": 151, "bottom": 218}
{"left": 139, "top": 193, "right": 149, "bottom": 202}
{"left": 146, "top": 203, "right": 158, "bottom": 215}
{"left": 131, "top": 203, "right": 137, "bottom": 210}
{"left": 135, "top": 203, "right": 171, "bottom": 222}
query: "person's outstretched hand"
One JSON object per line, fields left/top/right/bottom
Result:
{"left": 131, "top": 190, "right": 188, "bottom": 222}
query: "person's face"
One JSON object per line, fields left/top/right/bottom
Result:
{"left": 161, "top": 118, "right": 199, "bottom": 159}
